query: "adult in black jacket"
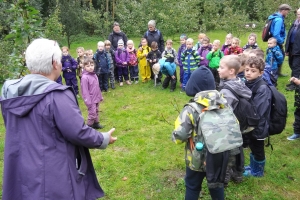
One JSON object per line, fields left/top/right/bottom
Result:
{"left": 108, "top": 22, "right": 128, "bottom": 51}
{"left": 285, "top": 8, "right": 300, "bottom": 91}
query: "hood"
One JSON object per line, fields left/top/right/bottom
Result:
{"left": 1, "top": 74, "right": 65, "bottom": 117}
{"left": 1, "top": 74, "right": 56, "bottom": 100}
{"left": 193, "top": 90, "right": 228, "bottom": 110}
{"left": 185, "top": 66, "right": 215, "bottom": 97}
{"left": 268, "top": 13, "right": 282, "bottom": 20}
{"left": 222, "top": 78, "right": 252, "bottom": 99}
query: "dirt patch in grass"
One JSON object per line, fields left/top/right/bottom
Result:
{"left": 161, "top": 169, "right": 185, "bottom": 186}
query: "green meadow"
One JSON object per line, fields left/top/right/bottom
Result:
{"left": 0, "top": 30, "right": 300, "bottom": 199}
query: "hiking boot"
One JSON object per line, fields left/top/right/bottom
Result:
{"left": 111, "top": 83, "right": 115, "bottom": 89}
{"left": 224, "top": 168, "right": 232, "bottom": 187}
{"left": 135, "top": 81, "right": 139, "bottom": 84}
{"left": 231, "top": 171, "right": 243, "bottom": 183}
{"left": 120, "top": 82, "right": 123, "bottom": 86}
{"left": 285, "top": 83, "right": 296, "bottom": 91}
{"left": 287, "top": 133, "right": 300, "bottom": 141}
{"left": 93, "top": 122, "right": 104, "bottom": 129}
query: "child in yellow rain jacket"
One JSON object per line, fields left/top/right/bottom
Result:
{"left": 137, "top": 38, "right": 151, "bottom": 82}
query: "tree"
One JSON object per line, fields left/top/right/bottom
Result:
{"left": 4, "top": 0, "right": 44, "bottom": 79}
{"left": 45, "top": 5, "right": 65, "bottom": 43}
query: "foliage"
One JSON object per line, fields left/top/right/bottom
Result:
{"left": 82, "top": 2, "right": 112, "bottom": 39}
{"left": 3, "top": 0, "right": 44, "bottom": 79}
{"left": 0, "top": 40, "right": 14, "bottom": 83}
{"left": 44, "top": 5, "right": 65, "bottom": 43}
{"left": 58, "top": 0, "right": 84, "bottom": 49}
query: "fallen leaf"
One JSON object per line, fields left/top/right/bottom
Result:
{"left": 122, "top": 177, "right": 128, "bottom": 181}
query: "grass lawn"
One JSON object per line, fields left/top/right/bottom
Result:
{"left": 1, "top": 30, "right": 300, "bottom": 199}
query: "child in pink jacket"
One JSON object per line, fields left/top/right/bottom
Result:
{"left": 81, "top": 57, "right": 104, "bottom": 129}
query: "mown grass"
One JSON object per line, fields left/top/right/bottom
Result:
{"left": 1, "top": 30, "right": 300, "bottom": 199}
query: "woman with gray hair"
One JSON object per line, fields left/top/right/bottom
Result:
{"left": 0, "top": 38, "right": 117, "bottom": 200}
{"left": 143, "top": 20, "right": 165, "bottom": 53}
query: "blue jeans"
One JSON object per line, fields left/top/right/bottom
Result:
{"left": 129, "top": 65, "right": 139, "bottom": 81}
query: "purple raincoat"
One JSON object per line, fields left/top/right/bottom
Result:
{"left": 114, "top": 48, "right": 129, "bottom": 68}
{"left": 0, "top": 74, "right": 110, "bottom": 200}
{"left": 81, "top": 70, "right": 103, "bottom": 107}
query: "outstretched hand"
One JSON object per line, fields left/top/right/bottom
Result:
{"left": 108, "top": 128, "right": 117, "bottom": 144}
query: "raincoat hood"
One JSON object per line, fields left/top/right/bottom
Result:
{"left": 193, "top": 90, "right": 228, "bottom": 110}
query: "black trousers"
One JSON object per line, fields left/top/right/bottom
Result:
{"left": 162, "top": 70, "right": 177, "bottom": 90}
{"left": 249, "top": 139, "right": 265, "bottom": 161}
{"left": 293, "top": 87, "right": 300, "bottom": 133}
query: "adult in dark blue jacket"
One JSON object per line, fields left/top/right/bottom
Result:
{"left": 285, "top": 8, "right": 300, "bottom": 91}
{"left": 268, "top": 4, "right": 292, "bottom": 76}
{"left": 108, "top": 22, "right": 128, "bottom": 51}
{"left": 143, "top": 20, "right": 165, "bottom": 53}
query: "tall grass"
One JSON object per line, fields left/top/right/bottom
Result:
{"left": 0, "top": 30, "right": 300, "bottom": 199}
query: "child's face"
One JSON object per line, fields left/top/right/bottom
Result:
{"left": 180, "top": 38, "right": 186, "bottom": 45}
{"left": 267, "top": 40, "right": 276, "bottom": 48}
{"left": 212, "top": 42, "right": 220, "bottom": 51}
{"left": 105, "top": 44, "right": 111, "bottom": 50}
{"left": 226, "top": 36, "right": 232, "bottom": 44}
{"left": 118, "top": 44, "right": 124, "bottom": 49}
{"left": 186, "top": 41, "right": 193, "bottom": 49}
{"left": 166, "top": 42, "right": 172, "bottom": 49}
{"left": 77, "top": 49, "right": 84, "bottom": 57}
{"left": 84, "top": 62, "right": 95, "bottom": 73}
{"left": 127, "top": 43, "right": 133, "bottom": 49}
{"left": 218, "top": 61, "right": 234, "bottom": 79}
{"left": 202, "top": 41, "right": 208, "bottom": 47}
{"left": 98, "top": 45, "right": 104, "bottom": 51}
{"left": 231, "top": 40, "right": 238, "bottom": 48}
{"left": 87, "top": 51, "right": 93, "bottom": 58}
{"left": 62, "top": 49, "right": 69, "bottom": 56}
{"left": 198, "top": 36, "right": 203, "bottom": 43}
{"left": 248, "top": 36, "right": 256, "bottom": 45}
{"left": 141, "top": 39, "right": 147, "bottom": 47}
{"left": 245, "top": 65, "right": 263, "bottom": 81}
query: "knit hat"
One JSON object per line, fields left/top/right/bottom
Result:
{"left": 185, "top": 66, "right": 215, "bottom": 97}
{"left": 180, "top": 34, "right": 188, "bottom": 40}
{"left": 118, "top": 39, "right": 124, "bottom": 46}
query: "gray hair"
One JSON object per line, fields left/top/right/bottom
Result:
{"left": 148, "top": 20, "right": 156, "bottom": 27}
{"left": 25, "top": 38, "right": 62, "bottom": 75}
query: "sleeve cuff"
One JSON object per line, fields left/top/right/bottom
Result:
{"left": 99, "top": 132, "right": 110, "bottom": 149}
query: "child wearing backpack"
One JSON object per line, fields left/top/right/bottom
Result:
{"left": 221, "top": 33, "right": 233, "bottom": 53}
{"left": 242, "top": 33, "right": 259, "bottom": 51}
{"left": 178, "top": 34, "right": 188, "bottom": 88}
{"left": 193, "top": 33, "right": 206, "bottom": 51}
{"left": 137, "top": 38, "right": 151, "bottom": 83}
{"left": 147, "top": 41, "right": 162, "bottom": 84}
{"left": 244, "top": 56, "right": 272, "bottom": 177}
{"left": 224, "top": 37, "right": 243, "bottom": 55}
{"left": 206, "top": 40, "right": 224, "bottom": 89}
{"left": 127, "top": 40, "right": 139, "bottom": 84}
{"left": 115, "top": 39, "right": 131, "bottom": 86}
{"left": 76, "top": 47, "right": 85, "bottom": 81}
{"left": 287, "top": 76, "right": 300, "bottom": 140}
{"left": 94, "top": 41, "right": 110, "bottom": 92}
{"left": 181, "top": 38, "right": 200, "bottom": 92}
{"left": 172, "top": 66, "right": 243, "bottom": 200}
{"left": 104, "top": 40, "right": 116, "bottom": 89}
{"left": 61, "top": 46, "right": 79, "bottom": 97}
{"left": 265, "top": 37, "right": 284, "bottom": 85}
{"left": 198, "top": 36, "right": 212, "bottom": 67}
{"left": 218, "top": 55, "right": 253, "bottom": 185}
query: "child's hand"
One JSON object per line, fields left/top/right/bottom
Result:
{"left": 153, "top": 59, "right": 157, "bottom": 62}
{"left": 290, "top": 77, "right": 300, "bottom": 85}
{"left": 149, "top": 60, "right": 152, "bottom": 63}
{"left": 171, "top": 75, "right": 176, "bottom": 79}
{"left": 212, "top": 49, "right": 216, "bottom": 52}
{"left": 108, "top": 128, "right": 117, "bottom": 144}
{"left": 139, "top": 47, "right": 143, "bottom": 51}
{"left": 144, "top": 53, "right": 147, "bottom": 57}
{"left": 122, "top": 62, "right": 127, "bottom": 65}
{"left": 200, "top": 57, "right": 204, "bottom": 60}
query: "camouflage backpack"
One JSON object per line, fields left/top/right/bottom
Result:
{"left": 187, "top": 91, "right": 243, "bottom": 154}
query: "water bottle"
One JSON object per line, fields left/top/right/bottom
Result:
{"left": 195, "top": 142, "right": 204, "bottom": 151}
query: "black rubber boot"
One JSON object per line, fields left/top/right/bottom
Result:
{"left": 93, "top": 122, "right": 104, "bottom": 129}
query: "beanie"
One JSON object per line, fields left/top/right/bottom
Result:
{"left": 118, "top": 39, "right": 124, "bottom": 46}
{"left": 185, "top": 66, "right": 215, "bottom": 97}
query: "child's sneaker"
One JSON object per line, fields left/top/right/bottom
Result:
{"left": 126, "top": 80, "right": 132, "bottom": 85}
{"left": 120, "top": 82, "right": 123, "bottom": 86}
{"left": 287, "top": 133, "right": 300, "bottom": 140}
{"left": 92, "top": 122, "right": 104, "bottom": 129}
{"left": 135, "top": 81, "right": 138, "bottom": 84}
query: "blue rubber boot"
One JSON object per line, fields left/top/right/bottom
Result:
{"left": 244, "top": 158, "right": 265, "bottom": 177}
{"left": 244, "top": 153, "right": 254, "bottom": 171}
